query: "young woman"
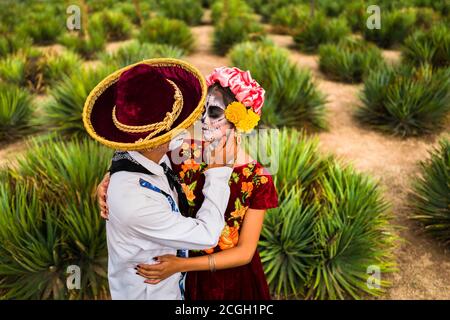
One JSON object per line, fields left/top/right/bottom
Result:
{"left": 98, "top": 67, "right": 278, "bottom": 300}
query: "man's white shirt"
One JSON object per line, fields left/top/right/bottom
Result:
{"left": 106, "top": 151, "right": 232, "bottom": 300}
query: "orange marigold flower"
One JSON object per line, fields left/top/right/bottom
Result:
{"left": 236, "top": 109, "right": 260, "bottom": 133}
{"left": 260, "top": 176, "right": 268, "bottom": 184}
{"left": 231, "top": 206, "right": 248, "bottom": 219}
{"left": 218, "top": 225, "right": 239, "bottom": 250}
{"left": 224, "top": 101, "right": 247, "bottom": 125}
{"left": 241, "top": 181, "right": 254, "bottom": 196}
{"left": 242, "top": 167, "right": 252, "bottom": 178}
{"left": 181, "top": 158, "right": 200, "bottom": 172}
{"left": 256, "top": 168, "right": 264, "bottom": 176}
{"left": 181, "top": 183, "right": 196, "bottom": 202}
{"left": 179, "top": 171, "right": 185, "bottom": 179}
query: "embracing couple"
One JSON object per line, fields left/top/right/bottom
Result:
{"left": 83, "top": 58, "right": 278, "bottom": 300}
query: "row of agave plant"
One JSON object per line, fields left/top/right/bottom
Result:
{"left": 1, "top": 0, "right": 449, "bottom": 142}
{"left": 0, "top": 0, "right": 204, "bottom": 60}
{"left": 265, "top": 0, "right": 448, "bottom": 50}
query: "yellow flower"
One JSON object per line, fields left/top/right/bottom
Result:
{"left": 181, "top": 183, "right": 196, "bottom": 202}
{"left": 224, "top": 102, "right": 247, "bottom": 124}
{"left": 260, "top": 176, "right": 268, "bottom": 184}
{"left": 236, "top": 109, "right": 260, "bottom": 133}
{"left": 193, "top": 149, "right": 201, "bottom": 158}
{"left": 242, "top": 167, "right": 252, "bottom": 178}
{"left": 231, "top": 206, "right": 248, "bottom": 219}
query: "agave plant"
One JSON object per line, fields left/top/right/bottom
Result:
{"left": 307, "top": 161, "right": 395, "bottom": 299}
{"left": 0, "top": 183, "right": 65, "bottom": 300}
{"left": 362, "top": 9, "right": 416, "bottom": 48}
{"left": 356, "top": 64, "right": 450, "bottom": 137}
{"left": 259, "top": 187, "right": 318, "bottom": 298}
{"left": 410, "top": 138, "right": 450, "bottom": 245}
{"left": 138, "top": 17, "right": 195, "bottom": 53}
{"left": 0, "top": 49, "right": 46, "bottom": 92}
{"left": 248, "top": 0, "right": 303, "bottom": 22}
{"left": 210, "top": 0, "right": 254, "bottom": 24}
{"left": 0, "top": 84, "right": 34, "bottom": 142}
{"left": 342, "top": 0, "right": 368, "bottom": 32}
{"left": 402, "top": 23, "right": 450, "bottom": 69}
{"left": 413, "top": 0, "right": 450, "bottom": 15}
{"left": 213, "top": 15, "right": 265, "bottom": 56}
{"left": 257, "top": 128, "right": 396, "bottom": 299}
{"left": 0, "top": 137, "right": 112, "bottom": 299}
{"left": 90, "top": 10, "right": 132, "bottom": 41}
{"left": 246, "top": 128, "right": 326, "bottom": 193}
{"left": 293, "top": 14, "right": 350, "bottom": 53}
{"left": 0, "top": 33, "right": 32, "bottom": 58}
{"left": 270, "top": 4, "right": 311, "bottom": 35}
{"left": 42, "top": 66, "right": 113, "bottom": 138}
{"left": 0, "top": 53, "right": 27, "bottom": 87}
{"left": 100, "top": 41, "right": 185, "bottom": 69}
{"left": 42, "top": 50, "right": 82, "bottom": 86}
{"left": 16, "top": 11, "right": 63, "bottom": 45}
{"left": 319, "top": 38, "right": 385, "bottom": 83}
{"left": 230, "top": 40, "right": 327, "bottom": 130}
{"left": 0, "top": 49, "right": 82, "bottom": 93}
{"left": 157, "top": 0, "right": 204, "bottom": 26}
{"left": 316, "top": 0, "right": 348, "bottom": 17}
{"left": 59, "top": 28, "right": 106, "bottom": 60}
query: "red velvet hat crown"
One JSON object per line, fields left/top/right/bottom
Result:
{"left": 83, "top": 59, "right": 207, "bottom": 150}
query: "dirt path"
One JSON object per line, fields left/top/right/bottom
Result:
{"left": 1, "top": 12, "right": 449, "bottom": 299}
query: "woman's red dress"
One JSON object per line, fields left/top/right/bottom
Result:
{"left": 170, "top": 142, "right": 279, "bottom": 300}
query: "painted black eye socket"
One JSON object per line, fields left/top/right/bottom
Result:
{"left": 207, "top": 106, "right": 224, "bottom": 119}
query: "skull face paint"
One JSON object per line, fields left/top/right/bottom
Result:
{"left": 201, "top": 85, "right": 233, "bottom": 143}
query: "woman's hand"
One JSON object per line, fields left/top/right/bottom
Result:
{"left": 97, "top": 172, "right": 110, "bottom": 220}
{"left": 136, "top": 255, "right": 185, "bottom": 285}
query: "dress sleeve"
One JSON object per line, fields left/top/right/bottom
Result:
{"left": 249, "top": 172, "right": 279, "bottom": 210}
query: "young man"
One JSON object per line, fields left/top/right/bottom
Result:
{"left": 83, "top": 59, "right": 233, "bottom": 299}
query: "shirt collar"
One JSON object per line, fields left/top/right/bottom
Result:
{"left": 127, "top": 151, "right": 168, "bottom": 177}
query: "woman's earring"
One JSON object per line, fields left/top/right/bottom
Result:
{"left": 236, "top": 133, "right": 242, "bottom": 145}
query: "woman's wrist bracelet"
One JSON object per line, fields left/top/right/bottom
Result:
{"left": 208, "top": 254, "right": 216, "bottom": 272}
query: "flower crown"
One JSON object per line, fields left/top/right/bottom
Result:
{"left": 206, "top": 67, "right": 265, "bottom": 133}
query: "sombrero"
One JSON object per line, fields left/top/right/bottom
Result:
{"left": 83, "top": 58, "right": 207, "bottom": 150}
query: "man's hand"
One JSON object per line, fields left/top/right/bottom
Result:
{"left": 204, "top": 129, "right": 237, "bottom": 169}
{"left": 97, "top": 172, "right": 110, "bottom": 220}
{"left": 136, "top": 255, "right": 184, "bottom": 284}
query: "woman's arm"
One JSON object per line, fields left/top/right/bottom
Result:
{"left": 136, "top": 208, "right": 266, "bottom": 284}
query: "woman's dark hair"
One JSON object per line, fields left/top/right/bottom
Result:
{"left": 207, "top": 82, "right": 237, "bottom": 106}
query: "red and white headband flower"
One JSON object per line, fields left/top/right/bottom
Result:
{"left": 206, "top": 67, "right": 265, "bottom": 133}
